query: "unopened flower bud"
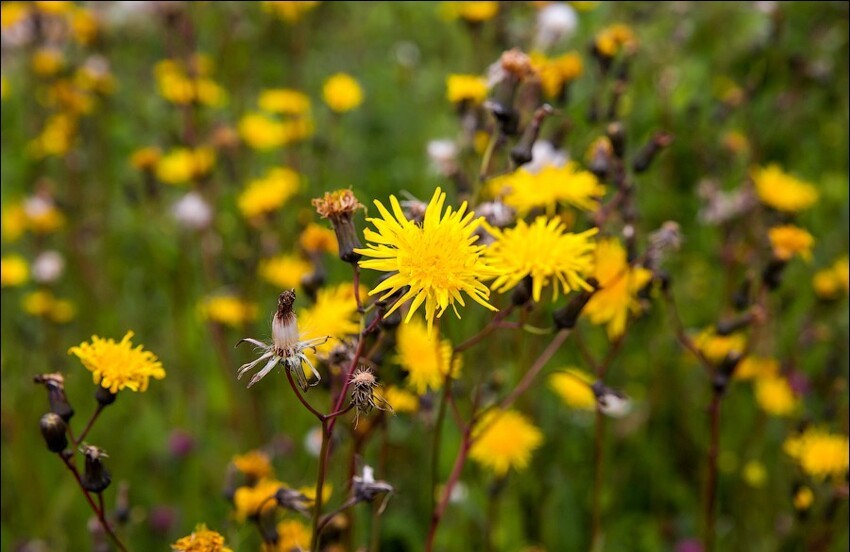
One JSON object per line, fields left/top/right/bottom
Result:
{"left": 632, "top": 131, "right": 674, "bottom": 173}
{"left": 40, "top": 413, "right": 68, "bottom": 453}
{"left": 312, "top": 189, "right": 364, "bottom": 264}
{"left": 510, "top": 104, "right": 555, "bottom": 168}
{"left": 592, "top": 382, "right": 632, "bottom": 417}
{"left": 553, "top": 278, "right": 600, "bottom": 329}
{"left": 606, "top": 122, "right": 626, "bottom": 159}
{"left": 349, "top": 367, "right": 391, "bottom": 428}
{"left": 587, "top": 136, "right": 614, "bottom": 179}
{"left": 713, "top": 352, "right": 742, "bottom": 395}
{"left": 762, "top": 258, "right": 787, "bottom": 290}
{"left": 34, "top": 373, "right": 74, "bottom": 422}
{"left": 95, "top": 385, "right": 117, "bottom": 407}
{"left": 81, "top": 445, "right": 112, "bottom": 493}
{"left": 511, "top": 275, "right": 534, "bottom": 306}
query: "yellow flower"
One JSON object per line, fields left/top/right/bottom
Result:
{"left": 258, "top": 88, "right": 311, "bottom": 115}
{"left": 155, "top": 57, "right": 224, "bottom": 107}
{"left": 485, "top": 216, "right": 597, "bottom": 303}
{"left": 261, "top": 1, "right": 320, "bottom": 22}
{"left": 200, "top": 296, "right": 258, "bottom": 328}
{"left": 441, "top": 1, "right": 499, "bottom": 22}
{"left": 446, "top": 74, "right": 488, "bottom": 105}
{"left": 754, "top": 375, "right": 798, "bottom": 417}
{"left": 784, "top": 428, "right": 849, "bottom": 480}
{"left": 531, "top": 51, "right": 583, "bottom": 99}
{"left": 130, "top": 146, "right": 162, "bottom": 171}
{"left": 298, "top": 283, "right": 362, "bottom": 359}
{"left": 722, "top": 130, "right": 750, "bottom": 156}
{"left": 31, "top": 48, "right": 64, "bottom": 77}
{"left": 238, "top": 167, "right": 300, "bottom": 219}
{"left": 356, "top": 187, "right": 499, "bottom": 331}
{"left": 488, "top": 162, "right": 605, "bottom": 215}
{"left": 233, "top": 450, "right": 273, "bottom": 481}
{"left": 379, "top": 385, "right": 419, "bottom": 413}
{"left": 549, "top": 368, "right": 596, "bottom": 410}
{"left": 272, "top": 519, "right": 310, "bottom": 551}
{"left": 594, "top": 24, "right": 637, "bottom": 57}
{"left": 33, "top": 1, "right": 71, "bottom": 15}
{"left": 751, "top": 164, "right": 818, "bottom": 213}
{"left": 299, "top": 223, "right": 338, "bottom": 254}
{"left": 155, "top": 147, "right": 216, "bottom": 185}
{"left": 233, "top": 479, "right": 283, "bottom": 521}
{"left": 693, "top": 328, "right": 746, "bottom": 364}
{"left": 583, "top": 239, "right": 653, "bottom": 338}
{"left": 69, "top": 331, "right": 166, "bottom": 393}
{"left": 258, "top": 254, "right": 312, "bottom": 290}
{"left": 22, "top": 290, "right": 76, "bottom": 323}
{"left": 793, "top": 486, "right": 814, "bottom": 511}
{"left": 23, "top": 195, "right": 65, "bottom": 234}
{"left": 27, "top": 113, "right": 77, "bottom": 158}
{"left": 238, "top": 112, "right": 287, "bottom": 150}
{"left": 742, "top": 460, "right": 767, "bottom": 488}
{"left": 68, "top": 6, "right": 98, "bottom": 45}
{"left": 734, "top": 356, "right": 778, "bottom": 381}
{"left": 172, "top": 524, "right": 232, "bottom": 552}
{"left": 395, "top": 317, "right": 460, "bottom": 394}
{"left": 1, "top": 254, "right": 28, "bottom": 287}
{"left": 1, "top": 2, "right": 30, "bottom": 29}
{"left": 768, "top": 225, "right": 813, "bottom": 261}
{"left": 2, "top": 203, "right": 27, "bottom": 242}
{"left": 322, "top": 73, "right": 363, "bottom": 113}
{"left": 297, "top": 483, "right": 332, "bottom": 506}
{"left": 813, "top": 256, "right": 849, "bottom": 299}
{"left": 470, "top": 409, "right": 543, "bottom": 476}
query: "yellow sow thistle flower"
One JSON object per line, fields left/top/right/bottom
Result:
{"left": 754, "top": 375, "right": 798, "bottom": 417}
{"left": 583, "top": 239, "right": 653, "bottom": 338}
{"left": 488, "top": 162, "right": 605, "bottom": 215}
{"left": 238, "top": 112, "right": 287, "bottom": 150}
{"left": 22, "top": 290, "right": 76, "bottom": 323}
{"left": 595, "top": 23, "right": 637, "bottom": 57}
{"left": 261, "top": 1, "right": 320, "bottom": 23}
{"left": 549, "top": 368, "right": 596, "bottom": 411}
{"left": 735, "top": 356, "right": 779, "bottom": 381}
{"left": 395, "top": 317, "right": 461, "bottom": 394}
{"left": 356, "top": 187, "right": 499, "bottom": 332}
{"left": 784, "top": 429, "right": 849, "bottom": 480}
{"left": 232, "top": 450, "right": 273, "bottom": 481}
{"left": 299, "top": 223, "right": 338, "bottom": 255}
{"left": 199, "top": 296, "right": 258, "bottom": 328}
{"left": 130, "top": 146, "right": 162, "bottom": 172}
{"left": 379, "top": 386, "right": 419, "bottom": 413}
{"left": 238, "top": 167, "right": 300, "bottom": 219}
{"left": 813, "top": 256, "right": 849, "bottom": 299}
{"left": 470, "top": 409, "right": 543, "bottom": 476}
{"left": 693, "top": 328, "right": 746, "bottom": 364}
{"left": 485, "top": 216, "right": 597, "bottom": 303}
{"left": 531, "top": 51, "right": 583, "bottom": 99}
{"left": 274, "top": 519, "right": 311, "bottom": 551}
{"left": 172, "top": 524, "right": 232, "bottom": 552}
{"left": 298, "top": 283, "right": 362, "bottom": 358}
{"left": 155, "top": 147, "right": 216, "bottom": 185}
{"left": 233, "top": 478, "right": 283, "bottom": 521}
{"left": 258, "top": 88, "right": 311, "bottom": 115}
{"left": 751, "top": 164, "right": 818, "bottom": 213}
{"left": 440, "top": 1, "right": 499, "bottom": 22}
{"left": 1, "top": 254, "right": 28, "bottom": 287}
{"left": 258, "top": 253, "right": 312, "bottom": 290}
{"left": 31, "top": 48, "right": 64, "bottom": 77}
{"left": 322, "top": 73, "right": 363, "bottom": 113}
{"left": 768, "top": 225, "right": 814, "bottom": 261}
{"left": 69, "top": 331, "right": 165, "bottom": 393}
{"left": 446, "top": 74, "right": 489, "bottom": 105}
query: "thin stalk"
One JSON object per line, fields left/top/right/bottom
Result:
{"left": 74, "top": 404, "right": 104, "bottom": 447}
{"left": 425, "top": 424, "right": 473, "bottom": 552}
{"left": 500, "top": 329, "right": 570, "bottom": 410}
{"left": 61, "top": 455, "right": 127, "bottom": 552}
{"left": 704, "top": 390, "right": 721, "bottom": 552}
{"left": 311, "top": 419, "right": 331, "bottom": 552}
{"left": 591, "top": 408, "right": 606, "bottom": 550}
{"left": 286, "top": 368, "right": 325, "bottom": 422}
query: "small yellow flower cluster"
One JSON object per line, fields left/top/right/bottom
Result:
{"left": 594, "top": 24, "right": 637, "bottom": 57}
{"left": 233, "top": 450, "right": 273, "bottom": 481}
{"left": 751, "top": 164, "right": 818, "bottom": 213}
{"left": 446, "top": 74, "right": 489, "bottom": 105}
{"left": 199, "top": 295, "right": 258, "bottom": 328}
{"left": 171, "top": 524, "right": 232, "bottom": 552}
{"left": 155, "top": 147, "right": 216, "bottom": 186}
{"left": 154, "top": 55, "right": 226, "bottom": 107}
{"left": 531, "top": 51, "right": 583, "bottom": 99}
{"left": 813, "top": 256, "right": 849, "bottom": 300}
{"left": 488, "top": 162, "right": 605, "bottom": 214}
{"left": 549, "top": 368, "right": 596, "bottom": 411}
{"left": 753, "top": 374, "right": 798, "bottom": 417}
{"left": 1, "top": 196, "right": 65, "bottom": 241}
{"left": 239, "top": 88, "right": 314, "bottom": 150}
{"left": 22, "top": 290, "right": 76, "bottom": 323}
{"left": 768, "top": 225, "right": 814, "bottom": 261}
{"left": 68, "top": 331, "right": 166, "bottom": 393}
{"left": 394, "top": 317, "right": 461, "bottom": 395}
{"left": 2, "top": 2, "right": 99, "bottom": 44}
{"left": 784, "top": 428, "right": 849, "bottom": 480}
{"left": 238, "top": 167, "right": 301, "bottom": 219}
{"left": 261, "top": 1, "right": 320, "bottom": 23}
{"left": 233, "top": 478, "right": 284, "bottom": 521}
{"left": 322, "top": 73, "right": 363, "bottom": 113}
{"left": 694, "top": 328, "right": 747, "bottom": 364}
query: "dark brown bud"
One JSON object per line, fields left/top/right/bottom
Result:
{"left": 95, "top": 385, "right": 117, "bottom": 407}
{"left": 510, "top": 275, "right": 534, "bottom": 306}
{"left": 553, "top": 278, "right": 600, "bottom": 329}
{"left": 762, "top": 258, "right": 787, "bottom": 290}
{"left": 40, "top": 413, "right": 68, "bottom": 453}
{"left": 715, "top": 313, "right": 754, "bottom": 336}
{"left": 34, "top": 373, "right": 74, "bottom": 422}
{"left": 606, "top": 122, "right": 626, "bottom": 159}
{"left": 81, "top": 445, "right": 112, "bottom": 493}
{"left": 510, "top": 104, "right": 555, "bottom": 168}
{"left": 713, "top": 352, "right": 742, "bottom": 395}
{"left": 632, "top": 131, "right": 674, "bottom": 173}
{"left": 312, "top": 190, "right": 364, "bottom": 264}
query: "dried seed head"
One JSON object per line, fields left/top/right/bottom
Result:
{"left": 81, "top": 445, "right": 112, "bottom": 493}
{"left": 40, "top": 412, "right": 68, "bottom": 453}
{"left": 312, "top": 189, "right": 364, "bottom": 264}
{"left": 646, "top": 221, "right": 682, "bottom": 270}
{"left": 349, "top": 367, "right": 392, "bottom": 427}
{"left": 352, "top": 465, "right": 394, "bottom": 513}
{"left": 500, "top": 48, "right": 534, "bottom": 79}
{"left": 592, "top": 382, "right": 632, "bottom": 418}
{"left": 275, "top": 487, "right": 312, "bottom": 516}
{"left": 34, "top": 373, "right": 74, "bottom": 422}
{"left": 273, "top": 290, "right": 299, "bottom": 354}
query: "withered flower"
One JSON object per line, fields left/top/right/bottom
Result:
{"left": 312, "top": 189, "right": 365, "bottom": 264}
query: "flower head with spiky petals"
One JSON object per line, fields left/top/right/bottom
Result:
{"left": 355, "top": 187, "right": 499, "bottom": 332}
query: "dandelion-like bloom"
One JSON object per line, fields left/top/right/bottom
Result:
{"left": 258, "top": 88, "right": 311, "bottom": 115}
{"left": 273, "top": 520, "right": 311, "bottom": 551}
{"left": 813, "top": 256, "right": 849, "bottom": 299}
{"left": 238, "top": 112, "right": 287, "bottom": 150}
{"left": 485, "top": 216, "right": 597, "bottom": 302}
{"left": 693, "top": 328, "right": 747, "bottom": 364}
{"left": 232, "top": 450, "right": 272, "bottom": 481}
{"left": 531, "top": 51, "right": 583, "bottom": 99}
{"left": 299, "top": 283, "right": 361, "bottom": 358}
{"left": 69, "top": 331, "right": 165, "bottom": 393}
{"left": 441, "top": 1, "right": 499, "bottom": 22}
{"left": 446, "top": 74, "right": 488, "bottom": 105}
{"left": 549, "top": 368, "right": 596, "bottom": 410}
{"left": 22, "top": 290, "right": 76, "bottom": 323}
{"left": 238, "top": 167, "right": 300, "bottom": 219}
{"left": 488, "top": 162, "right": 605, "bottom": 215}
{"left": 395, "top": 317, "right": 461, "bottom": 394}
{"left": 356, "top": 187, "right": 498, "bottom": 331}
{"left": 754, "top": 375, "right": 798, "bottom": 417}
{"left": 258, "top": 254, "right": 312, "bottom": 290}
{"left": 379, "top": 386, "right": 419, "bottom": 414}
{"left": 784, "top": 429, "right": 849, "bottom": 480}
{"left": 233, "top": 478, "right": 283, "bottom": 521}
{"left": 155, "top": 147, "right": 216, "bottom": 186}
{"left": 734, "top": 356, "right": 779, "bottom": 381}
{"left": 236, "top": 290, "right": 329, "bottom": 389}
{"left": 768, "top": 225, "right": 814, "bottom": 261}
{"left": 470, "top": 409, "right": 543, "bottom": 476}
{"left": 1, "top": 254, "right": 28, "bottom": 287}
{"left": 751, "top": 164, "right": 818, "bottom": 213}
{"left": 199, "top": 295, "right": 258, "bottom": 328}
{"left": 583, "top": 239, "right": 653, "bottom": 338}
{"left": 594, "top": 23, "right": 637, "bottom": 57}
{"left": 172, "top": 524, "right": 232, "bottom": 552}
{"left": 299, "top": 223, "right": 338, "bottom": 254}
{"left": 322, "top": 73, "right": 363, "bottom": 113}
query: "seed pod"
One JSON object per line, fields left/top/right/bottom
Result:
{"left": 40, "top": 412, "right": 68, "bottom": 453}
{"left": 553, "top": 278, "right": 599, "bottom": 329}
{"left": 81, "top": 445, "right": 112, "bottom": 494}
{"left": 34, "top": 373, "right": 74, "bottom": 422}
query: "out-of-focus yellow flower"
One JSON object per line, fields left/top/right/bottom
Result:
{"left": 594, "top": 24, "right": 637, "bottom": 57}
{"left": 694, "top": 328, "right": 746, "bottom": 364}
{"left": 735, "top": 356, "right": 778, "bottom": 381}
{"left": 299, "top": 283, "right": 361, "bottom": 357}
{"left": 584, "top": 239, "right": 653, "bottom": 338}
{"left": 570, "top": 1, "right": 599, "bottom": 11}
{"left": 722, "top": 130, "right": 750, "bottom": 156}
{"left": 33, "top": 1, "right": 72, "bottom": 15}
{"left": 1, "top": 254, "right": 29, "bottom": 287}
{"left": 813, "top": 256, "right": 849, "bottom": 300}
{"left": 261, "top": 1, "right": 320, "bottom": 22}
{"left": 446, "top": 74, "right": 488, "bottom": 105}
{"left": 440, "top": 1, "right": 499, "bottom": 22}
{"left": 31, "top": 48, "right": 64, "bottom": 77}
{"left": 470, "top": 409, "right": 543, "bottom": 476}
{"left": 751, "top": 164, "right": 818, "bottom": 213}
{"left": 395, "top": 317, "right": 460, "bottom": 394}
{"left": 45, "top": 79, "right": 94, "bottom": 115}
{"left": 299, "top": 223, "right": 338, "bottom": 255}
{"left": 238, "top": 112, "right": 287, "bottom": 150}
{"left": 258, "top": 88, "right": 311, "bottom": 115}
{"left": 258, "top": 254, "right": 312, "bottom": 290}
{"left": 69, "top": 6, "right": 98, "bottom": 45}
{"left": 531, "top": 51, "right": 583, "bottom": 98}
{"left": 793, "top": 486, "right": 814, "bottom": 511}
{"left": 69, "top": 331, "right": 166, "bottom": 393}
{"left": 28, "top": 113, "right": 77, "bottom": 158}
{"left": 23, "top": 195, "right": 65, "bottom": 234}
{"left": 784, "top": 428, "right": 849, "bottom": 480}
{"left": 200, "top": 296, "right": 258, "bottom": 328}
{"left": 485, "top": 216, "right": 597, "bottom": 302}
{"left": 1, "top": 2, "right": 31, "bottom": 29}
{"left": 171, "top": 524, "right": 232, "bottom": 552}
{"left": 238, "top": 167, "right": 300, "bottom": 219}
{"left": 473, "top": 130, "right": 490, "bottom": 155}
{"left": 1, "top": 75, "right": 9, "bottom": 99}
{"left": 297, "top": 483, "right": 332, "bottom": 506}
{"left": 755, "top": 375, "right": 798, "bottom": 417}
{"left": 768, "top": 225, "right": 813, "bottom": 261}
{"left": 2, "top": 203, "right": 27, "bottom": 242}
{"left": 155, "top": 56, "right": 225, "bottom": 107}
{"left": 379, "top": 386, "right": 419, "bottom": 413}
{"left": 356, "top": 187, "right": 499, "bottom": 331}
{"left": 742, "top": 460, "right": 767, "bottom": 488}
{"left": 272, "top": 520, "right": 310, "bottom": 551}
{"left": 233, "top": 479, "right": 283, "bottom": 521}
{"left": 322, "top": 73, "right": 363, "bottom": 113}
{"left": 23, "top": 290, "right": 76, "bottom": 323}
{"left": 156, "top": 147, "right": 216, "bottom": 185}
{"left": 74, "top": 63, "right": 116, "bottom": 95}
{"left": 233, "top": 450, "right": 273, "bottom": 481}
{"left": 488, "top": 162, "right": 605, "bottom": 214}
{"left": 130, "top": 147, "right": 162, "bottom": 171}
{"left": 549, "top": 368, "right": 596, "bottom": 410}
